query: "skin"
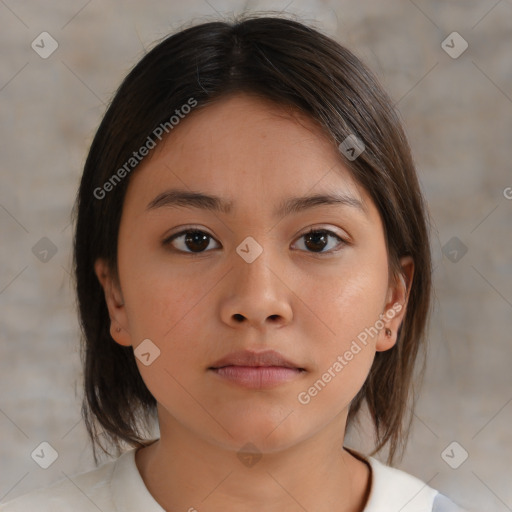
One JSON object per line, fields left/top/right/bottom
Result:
{"left": 95, "top": 93, "right": 414, "bottom": 512}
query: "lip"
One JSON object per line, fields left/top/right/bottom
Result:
{"left": 209, "top": 349, "right": 302, "bottom": 369}
{"left": 208, "top": 350, "right": 306, "bottom": 389}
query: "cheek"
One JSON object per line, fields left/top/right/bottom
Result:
{"left": 118, "top": 237, "right": 208, "bottom": 339}
{"left": 119, "top": 256, "right": 211, "bottom": 413}
{"left": 306, "top": 252, "right": 390, "bottom": 346}
{"left": 294, "top": 274, "right": 386, "bottom": 417}
{"left": 297, "top": 249, "right": 389, "bottom": 399}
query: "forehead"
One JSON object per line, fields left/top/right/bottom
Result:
{"left": 123, "top": 93, "right": 372, "bottom": 216}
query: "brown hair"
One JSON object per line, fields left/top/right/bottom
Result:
{"left": 73, "top": 13, "right": 432, "bottom": 466}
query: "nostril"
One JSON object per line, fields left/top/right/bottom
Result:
{"left": 233, "top": 314, "right": 245, "bottom": 322}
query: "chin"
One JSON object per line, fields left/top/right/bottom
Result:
{"left": 211, "top": 409, "right": 307, "bottom": 454}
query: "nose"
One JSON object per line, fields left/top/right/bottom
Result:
{"left": 219, "top": 247, "right": 293, "bottom": 332}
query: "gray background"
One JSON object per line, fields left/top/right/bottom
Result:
{"left": 1, "top": 1, "right": 511, "bottom": 510}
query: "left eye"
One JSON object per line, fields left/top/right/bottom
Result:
{"left": 163, "top": 228, "right": 346, "bottom": 255}
{"left": 292, "top": 229, "right": 346, "bottom": 254}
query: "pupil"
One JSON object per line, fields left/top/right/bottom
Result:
{"left": 185, "top": 231, "right": 209, "bottom": 252}
{"left": 305, "top": 231, "right": 327, "bottom": 252}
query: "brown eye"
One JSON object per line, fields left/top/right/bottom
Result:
{"left": 164, "top": 227, "right": 346, "bottom": 256}
{"left": 165, "top": 230, "right": 220, "bottom": 254}
{"left": 293, "top": 229, "right": 346, "bottom": 254}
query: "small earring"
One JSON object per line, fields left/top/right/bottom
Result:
{"left": 385, "top": 328, "right": 392, "bottom": 337}
{"left": 116, "top": 327, "right": 121, "bottom": 333}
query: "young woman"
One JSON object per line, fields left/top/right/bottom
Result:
{"left": 1, "top": 15, "right": 467, "bottom": 512}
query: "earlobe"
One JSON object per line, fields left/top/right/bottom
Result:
{"left": 376, "top": 256, "right": 414, "bottom": 352}
{"left": 94, "top": 258, "right": 132, "bottom": 347}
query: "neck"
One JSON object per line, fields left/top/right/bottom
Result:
{"left": 135, "top": 407, "right": 371, "bottom": 512}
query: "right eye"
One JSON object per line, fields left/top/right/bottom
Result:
{"left": 163, "top": 229, "right": 221, "bottom": 255}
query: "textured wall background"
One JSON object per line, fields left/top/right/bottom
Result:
{"left": 1, "top": 1, "right": 511, "bottom": 510}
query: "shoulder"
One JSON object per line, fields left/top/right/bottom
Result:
{"left": 0, "top": 454, "right": 118, "bottom": 512}
{"left": 346, "top": 448, "right": 468, "bottom": 512}
{"left": 0, "top": 448, "right": 164, "bottom": 512}
{"left": 432, "top": 493, "right": 469, "bottom": 512}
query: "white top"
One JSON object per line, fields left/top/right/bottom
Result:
{"left": 0, "top": 447, "right": 467, "bottom": 511}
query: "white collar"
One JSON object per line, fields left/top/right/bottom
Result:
{"left": 346, "top": 448, "right": 439, "bottom": 511}
{"left": 111, "top": 447, "right": 438, "bottom": 511}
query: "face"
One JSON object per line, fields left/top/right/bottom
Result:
{"left": 95, "top": 93, "right": 413, "bottom": 454}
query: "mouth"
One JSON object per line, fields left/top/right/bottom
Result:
{"left": 208, "top": 350, "right": 306, "bottom": 389}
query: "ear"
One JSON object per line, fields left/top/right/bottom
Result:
{"left": 94, "top": 258, "right": 133, "bottom": 347}
{"left": 376, "top": 255, "right": 414, "bottom": 352}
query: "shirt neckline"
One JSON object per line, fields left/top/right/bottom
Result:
{"left": 111, "top": 447, "right": 166, "bottom": 511}
{"left": 111, "top": 446, "right": 436, "bottom": 512}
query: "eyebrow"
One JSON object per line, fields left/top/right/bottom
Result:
{"left": 146, "top": 188, "right": 366, "bottom": 218}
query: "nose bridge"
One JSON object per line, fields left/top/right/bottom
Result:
{"left": 235, "top": 234, "right": 280, "bottom": 298}
{"left": 235, "top": 240, "right": 276, "bottom": 291}
{"left": 220, "top": 233, "right": 292, "bottom": 328}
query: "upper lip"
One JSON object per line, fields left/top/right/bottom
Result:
{"left": 209, "top": 350, "right": 303, "bottom": 370}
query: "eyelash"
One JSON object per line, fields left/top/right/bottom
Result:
{"left": 162, "top": 226, "right": 348, "bottom": 256}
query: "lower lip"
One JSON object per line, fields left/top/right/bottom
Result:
{"left": 210, "top": 366, "right": 303, "bottom": 389}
